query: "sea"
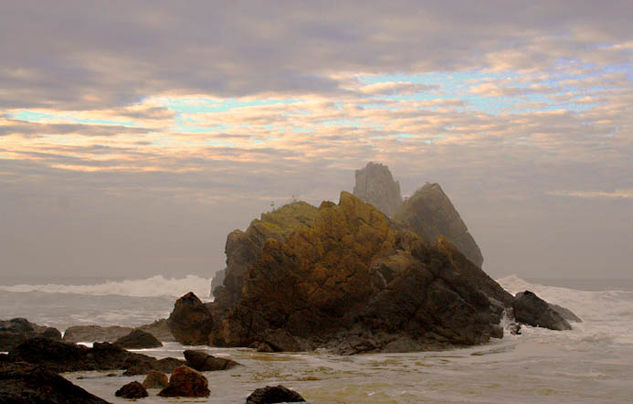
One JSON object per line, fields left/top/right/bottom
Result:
{"left": 1, "top": 274, "right": 632, "bottom": 403}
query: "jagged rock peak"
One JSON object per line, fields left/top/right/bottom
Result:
{"left": 394, "top": 182, "right": 484, "bottom": 267}
{"left": 353, "top": 162, "right": 403, "bottom": 217}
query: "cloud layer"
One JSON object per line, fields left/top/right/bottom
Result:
{"left": 1, "top": 1, "right": 631, "bottom": 280}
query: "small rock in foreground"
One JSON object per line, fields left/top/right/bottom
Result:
{"left": 115, "top": 381, "right": 148, "bottom": 399}
{"left": 158, "top": 365, "right": 210, "bottom": 397}
{"left": 246, "top": 385, "right": 306, "bottom": 404}
{"left": 142, "top": 370, "right": 169, "bottom": 389}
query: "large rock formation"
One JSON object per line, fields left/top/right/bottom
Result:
{"left": 208, "top": 192, "right": 506, "bottom": 353}
{"left": 0, "top": 361, "right": 110, "bottom": 404}
{"left": 394, "top": 183, "right": 484, "bottom": 267}
{"left": 0, "top": 318, "right": 61, "bottom": 351}
{"left": 158, "top": 365, "right": 210, "bottom": 398}
{"left": 113, "top": 329, "right": 162, "bottom": 349}
{"left": 353, "top": 162, "right": 402, "bottom": 217}
{"left": 211, "top": 201, "right": 319, "bottom": 307}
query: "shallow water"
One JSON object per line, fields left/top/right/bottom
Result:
{"left": 2, "top": 275, "right": 632, "bottom": 403}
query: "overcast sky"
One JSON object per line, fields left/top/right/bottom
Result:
{"left": 1, "top": 1, "right": 631, "bottom": 282}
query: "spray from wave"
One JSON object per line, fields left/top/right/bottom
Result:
{"left": 0, "top": 274, "right": 212, "bottom": 298}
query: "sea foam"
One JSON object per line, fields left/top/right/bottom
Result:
{"left": 0, "top": 274, "right": 212, "bottom": 298}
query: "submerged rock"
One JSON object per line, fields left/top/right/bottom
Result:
{"left": 142, "top": 370, "right": 169, "bottom": 389}
{"left": 7, "top": 338, "right": 183, "bottom": 374}
{"left": 512, "top": 291, "right": 572, "bottom": 331}
{"left": 353, "top": 162, "right": 403, "bottom": 217}
{"left": 184, "top": 350, "right": 239, "bottom": 371}
{"left": 0, "top": 361, "right": 110, "bottom": 404}
{"left": 167, "top": 292, "right": 214, "bottom": 346}
{"left": 209, "top": 192, "right": 506, "bottom": 352}
{"left": 115, "top": 381, "right": 148, "bottom": 399}
{"left": 114, "top": 329, "right": 162, "bottom": 349}
{"left": 394, "top": 183, "right": 484, "bottom": 267}
{"left": 0, "top": 318, "right": 61, "bottom": 351}
{"left": 158, "top": 365, "right": 210, "bottom": 398}
{"left": 63, "top": 325, "right": 133, "bottom": 343}
{"left": 246, "top": 385, "right": 305, "bottom": 404}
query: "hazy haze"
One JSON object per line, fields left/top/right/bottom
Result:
{"left": 1, "top": 1, "right": 631, "bottom": 281}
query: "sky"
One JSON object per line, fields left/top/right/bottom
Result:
{"left": 1, "top": 1, "right": 631, "bottom": 282}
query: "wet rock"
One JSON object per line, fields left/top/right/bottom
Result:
{"left": 114, "top": 329, "right": 162, "bottom": 349}
{"left": 158, "top": 365, "right": 210, "bottom": 398}
{"left": 0, "top": 318, "right": 61, "bottom": 351}
{"left": 63, "top": 325, "right": 133, "bottom": 343}
{"left": 8, "top": 337, "right": 183, "bottom": 374}
{"left": 0, "top": 361, "right": 110, "bottom": 404}
{"left": 115, "top": 381, "right": 148, "bottom": 399}
{"left": 394, "top": 182, "right": 484, "bottom": 267}
{"left": 142, "top": 370, "right": 169, "bottom": 389}
{"left": 184, "top": 350, "right": 239, "bottom": 371}
{"left": 246, "top": 385, "right": 306, "bottom": 404}
{"left": 549, "top": 303, "right": 582, "bottom": 323}
{"left": 513, "top": 291, "right": 572, "bottom": 331}
{"left": 353, "top": 162, "right": 403, "bottom": 217}
{"left": 167, "top": 292, "right": 214, "bottom": 345}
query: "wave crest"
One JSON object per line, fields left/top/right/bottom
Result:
{"left": 0, "top": 275, "right": 211, "bottom": 298}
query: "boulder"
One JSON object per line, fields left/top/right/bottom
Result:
{"left": 512, "top": 291, "right": 572, "bottom": 331}
{"left": 246, "top": 385, "right": 306, "bottom": 404}
{"left": 183, "top": 350, "right": 239, "bottom": 371}
{"left": 142, "top": 370, "right": 169, "bottom": 389}
{"left": 158, "top": 365, "right": 210, "bottom": 398}
{"left": 167, "top": 292, "right": 214, "bottom": 346}
{"left": 0, "top": 361, "right": 110, "bottom": 404}
{"left": 394, "top": 183, "right": 484, "bottom": 267}
{"left": 7, "top": 337, "right": 183, "bottom": 374}
{"left": 209, "top": 192, "right": 506, "bottom": 353}
{"left": 63, "top": 325, "right": 133, "bottom": 343}
{"left": 353, "top": 162, "right": 403, "bottom": 217}
{"left": 115, "top": 381, "right": 148, "bottom": 399}
{"left": 0, "top": 318, "right": 61, "bottom": 351}
{"left": 114, "top": 329, "right": 162, "bottom": 349}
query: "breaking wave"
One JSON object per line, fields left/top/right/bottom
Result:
{"left": 0, "top": 274, "right": 212, "bottom": 298}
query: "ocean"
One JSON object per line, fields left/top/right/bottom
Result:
{"left": 1, "top": 274, "right": 632, "bottom": 403}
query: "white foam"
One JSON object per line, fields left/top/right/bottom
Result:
{"left": 0, "top": 274, "right": 212, "bottom": 298}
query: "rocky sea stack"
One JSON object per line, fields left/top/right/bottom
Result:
{"left": 203, "top": 191, "right": 508, "bottom": 353}
{"left": 353, "top": 162, "right": 403, "bottom": 217}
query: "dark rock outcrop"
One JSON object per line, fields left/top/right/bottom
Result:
{"left": 0, "top": 361, "right": 110, "bottom": 404}
{"left": 115, "top": 381, "right": 148, "bottom": 399}
{"left": 0, "top": 318, "right": 61, "bottom": 351}
{"left": 138, "top": 319, "right": 175, "bottom": 342}
{"left": 246, "top": 385, "right": 306, "bottom": 404}
{"left": 142, "top": 370, "right": 169, "bottom": 389}
{"left": 212, "top": 201, "right": 319, "bottom": 308}
{"left": 209, "top": 192, "right": 506, "bottom": 352}
{"left": 114, "top": 329, "right": 162, "bottom": 349}
{"left": 7, "top": 338, "right": 183, "bottom": 374}
{"left": 167, "top": 292, "right": 214, "bottom": 345}
{"left": 184, "top": 350, "right": 239, "bottom": 371}
{"left": 63, "top": 325, "right": 134, "bottom": 343}
{"left": 158, "top": 365, "right": 210, "bottom": 398}
{"left": 512, "top": 291, "right": 572, "bottom": 331}
{"left": 394, "top": 183, "right": 484, "bottom": 267}
{"left": 353, "top": 162, "right": 403, "bottom": 217}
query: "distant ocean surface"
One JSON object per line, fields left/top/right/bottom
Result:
{"left": 1, "top": 274, "right": 632, "bottom": 403}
